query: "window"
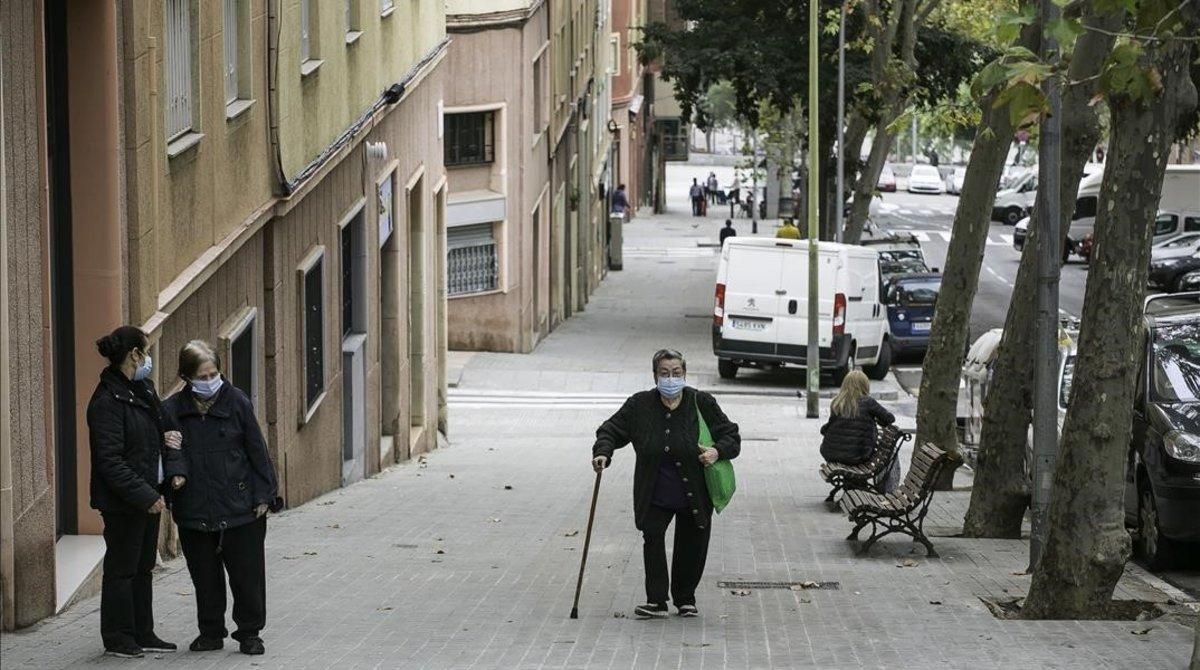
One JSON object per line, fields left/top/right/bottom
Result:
{"left": 1186, "top": 217, "right": 1200, "bottom": 232}
{"left": 380, "top": 0, "right": 394, "bottom": 15}
{"left": 220, "top": 308, "right": 258, "bottom": 410}
{"left": 341, "top": 225, "right": 353, "bottom": 338}
{"left": 1072, "top": 196, "right": 1097, "bottom": 221}
{"left": 223, "top": 0, "right": 238, "bottom": 103}
{"left": 300, "top": 0, "right": 319, "bottom": 71}
{"left": 1155, "top": 214, "right": 1179, "bottom": 236}
{"left": 300, "top": 250, "right": 325, "bottom": 413}
{"left": 448, "top": 223, "right": 499, "bottom": 296}
{"left": 345, "top": 0, "right": 362, "bottom": 43}
{"left": 164, "top": 0, "right": 193, "bottom": 140}
{"left": 445, "top": 112, "right": 496, "bottom": 167}
{"left": 533, "top": 53, "right": 547, "bottom": 133}
{"left": 222, "top": 0, "right": 253, "bottom": 117}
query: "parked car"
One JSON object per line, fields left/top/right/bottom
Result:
{"left": 1123, "top": 293, "right": 1200, "bottom": 567}
{"left": 1151, "top": 232, "right": 1200, "bottom": 263}
{"left": 1178, "top": 270, "right": 1200, "bottom": 292}
{"left": 883, "top": 273, "right": 941, "bottom": 357}
{"left": 992, "top": 171, "right": 1037, "bottom": 225}
{"left": 877, "top": 165, "right": 897, "bottom": 192}
{"left": 713, "top": 238, "right": 891, "bottom": 383}
{"left": 907, "top": 165, "right": 945, "bottom": 195}
{"left": 859, "top": 234, "right": 932, "bottom": 288}
{"left": 944, "top": 167, "right": 967, "bottom": 195}
{"left": 1149, "top": 250, "right": 1200, "bottom": 292}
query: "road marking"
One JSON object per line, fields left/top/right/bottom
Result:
{"left": 936, "top": 231, "right": 952, "bottom": 242}
{"left": 920, "top": 209, "right": 935, "bottom": 215}
{"left": 984, "top": 265, "right": 1014, "bottom": 288}
{"left": 912, "top": 231, "right": 930, "bottom": 242}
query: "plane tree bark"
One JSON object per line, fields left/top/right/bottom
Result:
{"left": 1022, "top": 3, "right": 1200, "bottom": 618}
{"left": 962, "top": 3, "right": 1124, "bottom": 539}
{"left": 913, "top": 12, "right": 1040, "bottom": 476}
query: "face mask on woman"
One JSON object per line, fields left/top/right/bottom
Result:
{"left": 133, "top": 353, "right": 153, "bottom": 381}
{"left": 191, "top": 377, "right": 224, "bottom": 399}
{"left": 657, "top": 376, "right": 686, "bottom": 399}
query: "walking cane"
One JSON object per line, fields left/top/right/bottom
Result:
{"left": 569, "top": 469, "right": 603, "bottom": 619}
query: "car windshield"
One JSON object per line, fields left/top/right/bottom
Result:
{"left": 877, "top": 249, "right": 924, "bottom": 263}
{"left": 913, "top": 166, "right": 938, "bottom": 179}
{"left": 895, "top": 279, "right": 940, "bottom": 305}
{"left": 1160, "top": 235, "right": 1200, "bottom": 249}
{"left": 1060, "top": 355, "right": 1075, "bottom": 408}
{"left": 1150, "top": 324, "right": 1200, "bottom": 403}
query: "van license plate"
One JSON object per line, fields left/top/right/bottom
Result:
{"left": 731, "top": 319, "right": 767, "bottom": 332}
{"left": 912, "top": 322, "right": 931, "bottom": 333}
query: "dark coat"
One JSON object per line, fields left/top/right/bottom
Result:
{"left": 162, "top": 380, "right": 282, "bottom": 531}
{"left": 593, "top": 387, "right": 740, "bottom": 531}
{"left": 87, "top": 367, "right": 178, "bottom": 514}
{"left": 819, "top": 396, "right": 895, "bottom": 465}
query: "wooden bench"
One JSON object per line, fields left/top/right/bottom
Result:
{"left": 842, "top": 442, "right": 951, "bottom": 557}
{"left": 819, "top": 424, "right": 909, "bottom": 503}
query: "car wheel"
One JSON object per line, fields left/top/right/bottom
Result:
{"left": 1171, "top": 274, "right": 1189, "bottom": 293}
{"left": 717, "top": 358, "right": 738, "bottom": 380}
{"left": 1136, "top": 479, "right": 1175, "bottom": 570}
{"left": 864, "top": 339, "right": 892, "bottom": 381}
{"left": 1004, "top": 207, "right": 1024, "bottom": 226}
{"left": 831, "top": 345, "right": 855, "bottom": 386}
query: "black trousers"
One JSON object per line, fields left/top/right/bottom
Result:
{"left": 100, "top": 512, "right": 161, "bottom": 649}
{"left": 642, "top": 505, "right": 711, "bottom": 607}
{"left": 178, "top": 517, "right": 267, "bottom": 641}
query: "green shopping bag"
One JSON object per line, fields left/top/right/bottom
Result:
{"left": 697, "top": 398, "right": 736, "bottom": 513}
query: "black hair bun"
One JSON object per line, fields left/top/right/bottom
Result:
{"left": 96, "top": 335, "right": 117, "bottom": 358}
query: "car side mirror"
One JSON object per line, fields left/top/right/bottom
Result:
{"left": 931, "top": 267, "right": 940, "bottom": 273}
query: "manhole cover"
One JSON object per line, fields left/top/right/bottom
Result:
{"left": 718, "top": 580, "right": 840, "bottom": 590}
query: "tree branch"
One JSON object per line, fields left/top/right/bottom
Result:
{"left": 915, "top": 0, "right": 944, "bottom": 27}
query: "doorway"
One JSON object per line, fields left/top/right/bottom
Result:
{"left": 339, "top": 208, "right": 367, "bottom": 486}
{"left": 378, "top": 170, "right": 401, "bottom": 463}
{"left": 407, "top": 176, "right": 426, "bottom": 448}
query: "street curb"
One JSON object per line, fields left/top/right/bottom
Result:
{"left": 705, "top": 388, "right": 899, "bottom": 401}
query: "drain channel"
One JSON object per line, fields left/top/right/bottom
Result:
{"left": 718, "top": 580, "right": 840, "bottom": 590}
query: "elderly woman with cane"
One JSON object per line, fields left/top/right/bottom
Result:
{"left": 590, "top": 349, "right": 740, "bottom": 619}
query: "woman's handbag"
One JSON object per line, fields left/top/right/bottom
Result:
{"left": 696, "top": 399, "right": 736, "bottom": 513}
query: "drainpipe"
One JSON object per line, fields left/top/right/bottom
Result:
{"left": 266, "top": 0, "right": 290, "bottom": 195}
{"left": 0, "top": 44, "right": 15, "bottom": 631}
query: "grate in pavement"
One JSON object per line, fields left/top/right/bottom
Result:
{"left": 718, "top": 580, "right": 840, "bottom": 590}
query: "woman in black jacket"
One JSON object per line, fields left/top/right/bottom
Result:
{"left": 87, "top": 326, "right": 183, "bottom": 658}
{"left": 162, "top": 340, "right": 281, "bottom": 656}
{"left": 592, "top": 349, "right": 740, "bottom": 619}
{"left": 820, "top": 369, "right": 896, "bottom": 466}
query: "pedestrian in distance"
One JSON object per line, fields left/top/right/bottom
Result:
{"left": 776, "top": 219, "right": 801, "bottom": 239}
{"left": 689, "top": 179, "right": 704, "bottom": 216}
{"left": 819, "top": 370, "right": 898, "bottom": 490}
{"left": 592, "top": 349, "right": 741, "bottom": 619}
{"left": 719, "top": 219, "right": 737, "bottom": 246}
{"left": 707, "top": 172, "right": 719, "bottom": 204}
{"left": 612, "top": 183, "right": 630, "bottom": 219}
{"left": 87, "top": 325, "right": 183, "bottom": 658}
{"left": 162, "top": 340, "right": 282, "bottom": 656}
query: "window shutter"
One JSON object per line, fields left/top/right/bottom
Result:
{"left": 224, "top": 0, "right": 238, "bottom": 103}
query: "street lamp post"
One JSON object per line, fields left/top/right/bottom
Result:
{"left": 805, "top": 0, "right": 820, "bottom": 419}
{"left": 835, "top": 1, "right": 846, "bottom": 244}
{"left": 751, "top": 132, "right": 759, "bottom": 235}
{"left": 1030, "top": 0, "right": 1062, "bottom": 570}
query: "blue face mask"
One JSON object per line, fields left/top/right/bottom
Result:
{"left": 657, "top": 376, "right": 686, "bottom": 399}
{"left": 191, "top": 377, "right": 224, "bottom": 399}
{"left": 133, "top": 353, "right": 153, "bottom": 381}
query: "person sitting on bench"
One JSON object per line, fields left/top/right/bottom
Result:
{"left": 819, "top": 371, "right": 897, "bottom": 490}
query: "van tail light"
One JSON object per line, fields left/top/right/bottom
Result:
{"left": 833, "top": 293, "right": 847, "bottom": 337}
{"left": 714, "top": 283, "right": 726, "bottom": 327}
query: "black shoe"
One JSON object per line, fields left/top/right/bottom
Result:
{"left": 633, "top": 603, "right": 669, "bottom": 619}
{"left": 189, "top": 636, "right": 224, "bottom": 652}
{"left": 678, "top": 604, "right": 699, "bottom": 618}
{"left": 103, "top": 644, "right": 144, "bottom": 659}
{"left": 135, "top": 635, "right": 177, "bottom": 653}
{"left": 239, "top": 636, "right": 265, "bottom": 655}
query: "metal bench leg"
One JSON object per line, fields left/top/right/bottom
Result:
{"left": 857, "top": 525, "right": 899, "bottom": 555}
{"left": 825, "top": 483, "right": 841, "bottom": 503}
{"left": 846, "top": 516, "right": 869, "bottom": 541}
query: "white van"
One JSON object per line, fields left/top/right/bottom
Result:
{"left": 992, "top": 171, "right": 1038, "bottom": 224}
{"left": 712, "top": 238, "right": 891, "bottom": 382}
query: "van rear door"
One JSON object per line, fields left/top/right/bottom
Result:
{"left": 774, "top": 243, "right": 836, "bottom": 361}
{"left": 722, "top": 243, "right": 784, "bottom": 356}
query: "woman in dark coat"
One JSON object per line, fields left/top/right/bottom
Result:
{"left": 162, "top": 340, "right": 281, "bottom": 656}
{"left": 87, "top": 325, "right": 183, "bottom": 658}
{"left": 820, "top": 369, "right": 896, "bottom": 468}
{"left": 592, "top": 349, "right": 740, "bottom": 619}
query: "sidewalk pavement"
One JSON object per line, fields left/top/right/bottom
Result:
{"left": 1, "top": 174, "right": 1194, "bottom": 669}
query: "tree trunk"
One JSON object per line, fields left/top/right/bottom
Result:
{"left": 706, "top": 128, "right": 714, "bottom": 154}
{"left": 845, "top": 116, "right": 898, "bottom": 243}
{"left": 962, "top": 5, "right": 1123, "bottom": 539}
{"left": 1021, "top": 13, "right": 1199, "bottom": 618}
{"left": 913, "top": 9, "right": 1039, "bottom": 470}
{"left": 1191, "top": 615, "right": 1200, "bottom": 670}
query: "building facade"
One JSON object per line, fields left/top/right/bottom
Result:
{"left": 1, "top": 0, "right": 448, "bottom": 628}
{"left": 609, "top": 0, "right": 656, "bottom": 214}
{"left": 443, "top": 0, "right": 552, "bottom": 352}
{"left": 548, "top": 0, "right": 614, "bottom": 324}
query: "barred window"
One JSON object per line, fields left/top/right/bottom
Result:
{"left": 447, "top": 224, "right": 499, "bottom": 296}
{"left": 164, "top": 0, "right": 193, "bottom": 140}
{"left": 445, "top": 112, "right": 496, "bottom": 167}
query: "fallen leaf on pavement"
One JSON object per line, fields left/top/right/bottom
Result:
{"left": 797, "top": 597, "right": 811, "bottom": 604}
{"left": 613, "top": 612, "right": 626, "bottom": 618}
{"left": 327, "top": 524, "right": 341, "bottom": 529}
{"left": 435, "top": 549, "right": 445, "bottom": 554}
{"left": 490, "top": 518, "right": 502, "bottom": 523}
{"left": 1131, "top": 628, "right": 1152, "bottom": 635}
{"left": 683, "top": 643, "right": 711, "bottom": 648}
{"left": 929, "top": 600, "right": 943, "bottom": 605}
{"left": 449, "top": 474, "right": 455, "bottom": 479}
{"left": 897, "top": 559, "right": 918, "bottom": 568}
{"left": 176, "top": 591, "right": 191, "bottom": 596}
{"left": 564, "top": 530, "right": 579, "bottom": 537}
{"left": 318, "top": 501, "right": 336, "bottom": 506}
{"left": 1011, "top": 571, "right": 1027, "bottom": 576}
{"left": 377, "top": 606, "right": 393, "bottom": 612}
{"left": 730, "top": 589, "right": 752, "bottom": 596}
